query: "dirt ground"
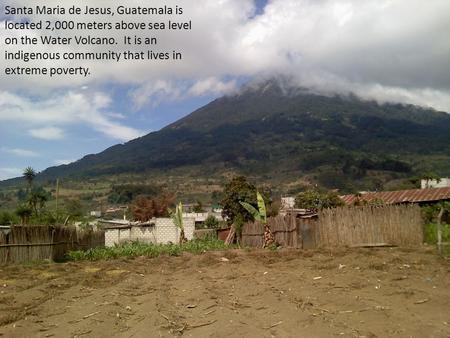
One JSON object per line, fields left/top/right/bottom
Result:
{"left": 0, "top": 247, "right": 449, "bottom": 338}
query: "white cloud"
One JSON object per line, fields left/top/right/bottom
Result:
{"left": 0, "top": 168, "right": 23, "bottom": 181}
{"left": 0, "top": 90, "right": 143, "bottom": 142}
{"left": 2, "top": 147, "right": 39, "bottom": 157}
{"left": 54, "top": 159, "right": 76, "bottom": 165}
{"left": 1, "top": 0, "right": 449, "bottom": 114}
{"left": 130, "top": 77, "right": 238, "bottom": 109}
{"left": 188, "top": 78, "right": 237, "bottom": 97}
{"left": 29, "top": 127, "right": 65, "bottom": 140}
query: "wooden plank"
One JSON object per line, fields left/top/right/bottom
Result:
{"left": 349, "top": 243, "right": 397, "bottom": 248}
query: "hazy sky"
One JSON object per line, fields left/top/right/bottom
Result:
{"left": 1, "top": 0, "right": 449, "bottom": 180}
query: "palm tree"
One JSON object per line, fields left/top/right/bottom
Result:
{"left": 23, "top": 167, "right": 36, "bottom": 189}
{"left": 240, "top": 191, "right": 275, "bottom": 248}
{"left": 169, "top": 202, "right": 187, "bottom": 245}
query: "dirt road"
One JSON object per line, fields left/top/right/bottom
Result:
{"left": 0, "top": 247, "right": 449, "bottom": 337}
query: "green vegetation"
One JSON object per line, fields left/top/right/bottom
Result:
{"left": 0, "top": 167, "right": 106, "bottom": 226}
{"left": 240, "top": 191, "right": 268, "bottom": 224}
{"left": 204, "top": 215, "right": 220, "bottom": 229}
{"left": 107, "top": 183, "right": 160, "bottom": 204}
{"left": 220, "top": 176, "right": 258, "bottom": 224}
{"left": 68, "top": 238, "right": 230, "bottom": 261}
{"left": 422, "top": 202, "right": 450, "bottom": 256}
{"left": 295, "top": 189, "right": 344, "bottom": 211}
{"left": 421, "top": 202, "right": 450, "bottom": 224}
{"left": 192, "top": 200, "right": 204, "bottom": 213}
{"left": 0, "top": 211, "right": 17, "bottom": 225}
{"left": 424, "top": 223, "right": 450, "bottom": 245}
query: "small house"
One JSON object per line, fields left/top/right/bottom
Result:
{"left": 103, "top": 217, "right": 195, "bottom": 247}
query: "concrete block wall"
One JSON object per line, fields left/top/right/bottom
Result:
{"left": 154, "top": 218, "right": 195, "bottom": 244}
{"left": 104, "top": 218, "right": 195, "bottom": 247}
{"left": 130, "top": 227, "right": 156, "bottom": 244}
{"left": 105, "top": 228, "right": 131, "bottom": 247}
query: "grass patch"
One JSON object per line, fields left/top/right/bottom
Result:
{"left": 424, "top": 223, "right": 450, "bottom": 244}
{"left": 68, "top": 238, "right": 231, "bottom": 261}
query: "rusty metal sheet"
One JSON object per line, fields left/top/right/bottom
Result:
{"left": 340, "top": 187, "right": 450, "bottom": 205}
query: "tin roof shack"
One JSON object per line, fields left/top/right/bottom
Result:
{"left": 340, "top": 187, "right": 450, "bottom": 206}
{"left": 103, "top": 218, "right": 195, "bottom": 247}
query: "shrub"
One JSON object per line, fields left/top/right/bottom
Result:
{"left": 204, "top": 215, "right": 220, "bottom": 229}
{"left": 424, "top": 223, "right": 450, "bottom": 244}
{"left": 0, "top": 211, "right": 16, "bottom": 225}
{"left": 295, "top": 189, "right": 344, "bottom": 211}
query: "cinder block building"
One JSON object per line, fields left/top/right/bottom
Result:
{"left": 103, "top": 218, "right": 195, "bottom": 247}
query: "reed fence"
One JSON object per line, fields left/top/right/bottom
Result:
{"left": 0, "top": 226, "right": 105, "bottom": 264}
{"left": 317, "top": 205, "right": 423, "bottom": 247}
{"left": 242, "top": 205, "right": 424, "bottom": 249}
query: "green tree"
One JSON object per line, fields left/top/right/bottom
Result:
{"left": 0, "top": 211, "right": 16, "bottom": 225}
{"left": 27, "top": 186, "right": 49, "bottom": 217}
{"left": 220, "top": 176, "right": 257, "bottom": 225}
{"left": 15, "top": 205, "right": 33, "bottom": 225}
{"left": 23, "top": 167, "right": 36, "bottom": 188}
{"left": 192, "top": 200, "right": 204, "bottom": 213}
{"left": 295, "top": 189, "right": 344, "bottom": 211}
{"left": 204, "top": 215, "right": 220, "bottom": 229}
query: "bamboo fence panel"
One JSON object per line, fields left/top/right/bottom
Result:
{"left": 317, "top": 205, "right": 423, "bottom": 248}
{"left": 242, "top": 205, "right": 423, "bottom": 249}
{"left": 9, "top": 226, "right": 53, "bottom": 263}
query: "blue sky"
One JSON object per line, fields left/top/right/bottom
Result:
{"left": 1, "top": 0, "right": 449, "bottom": 180}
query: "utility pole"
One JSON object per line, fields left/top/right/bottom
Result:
{"left": 55, "top": 179, "right": 60, "bottom": 222}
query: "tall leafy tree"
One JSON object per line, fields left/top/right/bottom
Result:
{"left": 295, "top": 189, "right": 344, "bottom": 211}
{"left": 220, "top": 176, "right": 257, "bottom": 224}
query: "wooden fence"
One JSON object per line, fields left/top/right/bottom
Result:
{"left": 0, "top": 226, "right": 105, "bottom": 264}
{"left": 242, "top": 205, "right": 424, "bottom": 249}
{"left": 242, "top": 214, "right": 298, "bottom": 248}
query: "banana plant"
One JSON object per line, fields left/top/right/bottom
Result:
{"left": 169, "top": 202, "right": 187, "bottom": 245}
{"left": 240, "top": 191, "right": 267, "bottom": 224}
{"left": 240, "top": 191, "right": 275, "bottom": 248}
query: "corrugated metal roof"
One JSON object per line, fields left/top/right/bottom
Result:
{"left": 340, "top": 187, "right": 450, "bottom": 205}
